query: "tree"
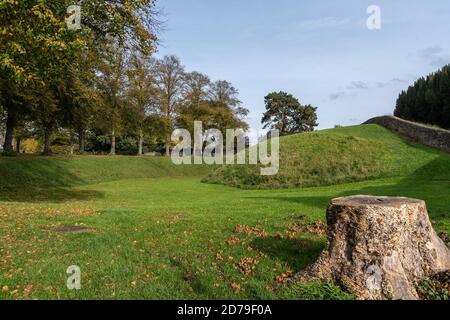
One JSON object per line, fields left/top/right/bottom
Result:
{"left": 153, "top": 56, "right": 186, "bottom": 156}
{"left": 290, "top": 104, "right": 319, "bottom": 133}
{"left": 0, "top": 77, "right": 27, "bottom": 152}
{"left": 0, "top": 1, "right": 259, "bottom": 156}
{"left": 183, "top": 72, "right": 211, "bottom": 107}
{"left": 59, "top": 49, "right": 102, "bottom": 153}
{"left": 209, "top": 80, "right": 249, "bottom": 120}
{"left": 177, "top": 78, "right": 249, "bottom": 136}
{"left": 0, "top": 0, "right": 158, "bottom": 153}
{"left": 96, "top": 42, "right": 127, "bottom": 155}
{"left": 0, "top": 105, "right": 5, "bottom": 145}
{"left": 262, "top": 91, "right": 318, "bottom": 136}
{"left": 394, "top": 65, "right": 450, "bottom": 129}
{"left": 125, "top": 53, "right": 155, "bottom": 155}
{"left": 37, "top": 85, "right": 66, "bottom": 155}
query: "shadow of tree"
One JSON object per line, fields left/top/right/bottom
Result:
{"left": 332, "top": 156, "right": 450, "bottom": 225}
{"left": 251, "top": 236, "right": 324, "bottom": 271}
{"left": 0, "top": 156, "right": 104, "bottom": 203}
{"left": 169, "top": 256, "right": 209, "bottom": 295}
{"left": 0, "top": 156, "right": 84, "bottom": 187}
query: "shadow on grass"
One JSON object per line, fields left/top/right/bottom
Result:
{"left": 0, "top": 156, "right": 104, "bottom": 203}
{"left": 0, "top": 156, "right": 85, "bottom": 186}
{"left": 332, "top": 156, "right": 450, "bottom": 225}
{"left": 251, "top": 236, "right": 324, "bottom": 271}
{"left": 169, "top": 256, "right": 209, "bottom": 295}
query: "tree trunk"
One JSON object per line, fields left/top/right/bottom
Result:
{"left": 3, "top": 107, "right": 16, "bottom": 152}
{"left": 43, "top": 128, "right": 52, "bottom": 155}
{"left": 165, "top": 134, "right": 170, "bottom": 157}
{"left": 15, "top": 137, "right": 21, "bottom": 153}
{"left": 166, "top": 111, "right": 171, "bottom": 157}
{"left": 294, "top": 196, "right": 450, "bottom": 300}
{"left": 138, "top": 128, "right": 144, "bottom": 156}
{"left": 110, "top": 127, "right": 116, "bottom": 155}
{"left": 78, "top": 127, "right": 85, "bottom": 153}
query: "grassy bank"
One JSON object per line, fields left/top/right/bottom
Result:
{"left": 203, "top": 124, "right": 450, "bottom": 189}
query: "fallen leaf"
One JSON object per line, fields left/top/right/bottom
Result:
{"left": 230, "top": 283, "right": 241, "bottom": 293}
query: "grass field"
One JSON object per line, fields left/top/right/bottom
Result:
{"left": 0, "top": 125, "right": 449, "bottom": 300}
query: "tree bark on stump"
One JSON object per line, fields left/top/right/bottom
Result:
{"left": 294, "top": 195, "right": 450, "bottom": 300}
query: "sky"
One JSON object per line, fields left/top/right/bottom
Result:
{"left": 155, "top": 0, "right": 450, "bottom": 131}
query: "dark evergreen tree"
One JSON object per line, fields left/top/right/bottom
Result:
{"left": 394, "top": 65, "right": 450, "bottom": 129}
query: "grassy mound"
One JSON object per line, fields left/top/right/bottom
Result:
{"left": 203, "top": 124, "right": 450, "bottom": 189}
{"left": 0, "top": 155, "right": 213, "bottom": 189}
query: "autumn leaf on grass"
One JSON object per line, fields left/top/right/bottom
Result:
{"left": 216, "top": 253, "right": 224, "bottom": 261}
{"left": 234, "top": 257, "right": 260, "bottom": 275}
{"left": 306, "top": 221, "right": 326, "bottom": 236}
{"left": 230, "top": 283, "right": 241, "bottom": 293}
{"left": 286, "top": 220, "right": 326, "bottom": 237}
{"left": 234, "top": 224, "right": 267, "bottom": 237}
{"left": 273, "top": 262, "right": 283, "bottom": 271}
{"left": 225, "top": 236, "right": 241, "bottom": 245}
{"left": 275, "top": 272, "right": 293, "bottom": 284}
{"left": 23, "top": 284, "right": 35, "bottom": 295}
{"left": 234, "top": 224, "right": 244, "bottom": 234}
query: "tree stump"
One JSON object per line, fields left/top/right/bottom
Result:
{"left": 295, "top": 195, "right": 450, "bottom": 300}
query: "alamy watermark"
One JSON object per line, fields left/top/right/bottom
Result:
{"left": 66, "top": 5, "right": 82, "bottom": 30}
{"left": 171, "top": 122, "right": 280, "bottom": 176}
{"left": 66, "top": 265, "right": 81, "bottom": 290}
{"left": 367, "top": 5, "right": 382, "bottom": 30}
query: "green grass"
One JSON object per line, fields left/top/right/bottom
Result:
{"left": 203, "top": 124, "right": 448, "bottom": 189}
{"left": 0, "top": 154, "right": 213, "bottom": 188}
{"left": 0, "top": 124, "right": 449, "bottom": 300}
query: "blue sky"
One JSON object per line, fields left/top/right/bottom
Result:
{"left": 156, "top": 0, "right": 450, "bottom": 130}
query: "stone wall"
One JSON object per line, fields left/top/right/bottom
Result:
{"left": 364, "top": 116, "right": 450, "bottom": 153}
